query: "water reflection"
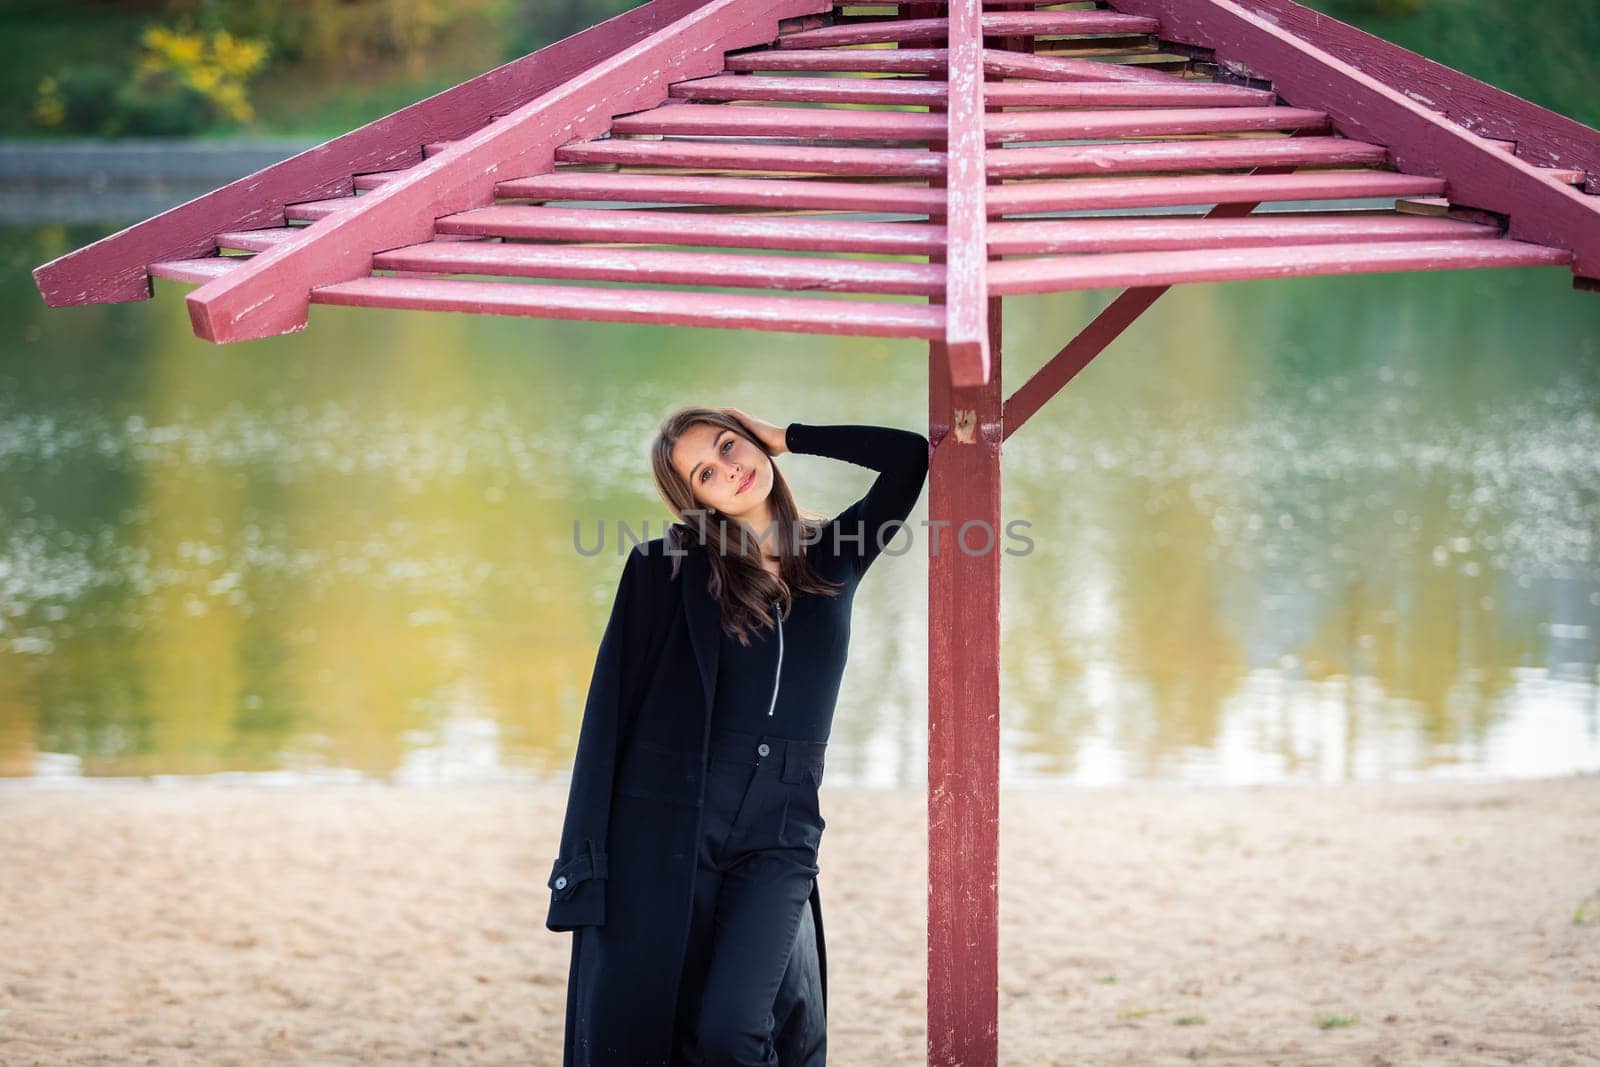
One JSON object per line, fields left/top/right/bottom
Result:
{"left": 2, "top": 223, "right": 1597, "bottom": 786}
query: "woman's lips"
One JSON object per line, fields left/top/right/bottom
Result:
{"left": 737, "top": 469, "right": 755, "bottom": 493}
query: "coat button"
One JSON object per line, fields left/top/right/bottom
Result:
{"left": 757, "top": 743, "right": 770, "bottom": 757}
{"left": 554, "top": 876, "right": 568, "bottom": 890}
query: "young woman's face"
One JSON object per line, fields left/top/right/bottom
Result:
{"left": 671, "top": 422, "right": 772, "bottom": 518}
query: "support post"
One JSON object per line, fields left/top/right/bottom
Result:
{"left": 927, "top": 298, "right": 1003, "bottom": 1066}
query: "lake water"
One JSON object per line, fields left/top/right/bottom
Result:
{"left": 2, "top": 221, "right": 1598, "bottom": 788}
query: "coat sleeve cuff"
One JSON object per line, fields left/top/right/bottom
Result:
{"left": 544, "top": 846, "right": 609, "bottom": 931}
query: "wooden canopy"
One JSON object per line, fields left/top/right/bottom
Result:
{"left": 32, "top": 0, "right": 1596, "bottom": 389}
{"left": 32, "top": 2, "right": 1600, "bottom": 1063}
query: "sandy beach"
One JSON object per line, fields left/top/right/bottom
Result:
{"left": 2, "top": 774, "right": 1596, "bottom": 1066}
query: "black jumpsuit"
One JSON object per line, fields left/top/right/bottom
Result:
{"left": 671, "top": 422, "right": 930, "bottom": 1066}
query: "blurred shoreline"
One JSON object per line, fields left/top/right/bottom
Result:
{"left": 0, "top": 138, "right": 315, "bottom": 223}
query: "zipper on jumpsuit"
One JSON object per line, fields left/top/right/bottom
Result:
{"left": 767, "top": 598, "right": 783, "bottom": 716}
{"left": 670, "top": 595, "right": 787, "bottom": 1060}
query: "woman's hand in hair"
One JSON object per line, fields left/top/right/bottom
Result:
{"left": 720, "top": 408, "right": 788, "bottom": 456}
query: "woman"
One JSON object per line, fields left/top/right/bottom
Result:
{"left": 547, "top": 407, "right": 929, "bottom": 1066}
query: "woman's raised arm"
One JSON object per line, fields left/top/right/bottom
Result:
{"left": 784, "top": 421, "right": 930, "bottom": 576}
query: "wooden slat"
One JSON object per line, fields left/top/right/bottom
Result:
{"left": 987, "top": 169, "right": 1446, "bottom": 213}
{"left": 1538, "top": 167, "right": 1587, "bottom": 186}
{"left": 183, "top": 0, "right": 834, "bottom": 342}
{"left": 981, "top": 47, "right": 1177, "bottom": 84}
{"left": 987, "top": 135, "right": 1387, "bottom": 178}
{"left": 777, "top": 12, "right": 1158, "bottom": 48}
{"left": 986, "top": 105, "right": 1327, "bottom": 141}
{"left": 555, "top": 133, "right": 1385, "bottom": 178}
{"left": 284, "top": 197, "right": 362, "bottom": 222}
{"left": 985, "top": 78, "right": 1270, "bottom": 104}
{"left": 670, "top": 73, "right": 1273, "bottom": 107}
{"left": 556, "top": 139, "right": 943, "bottom": 176}
{"left": 309, "top": 276, "right": 948, "bottom": 338}
{"left": 727, "top": 46, "right": 1181, "bottom": 83}
{"left": 495, "top": 171, "right": 944, "bottom": 211}
{"left": 942, "top": 0, "right": 989, "bottom": 385}
{"left": 987, "top": 237, "right": 1571, "bottom": 294}
{"left": 726, "top": 46, "right": 950, "bottom": 73}
{"left": 355, "top": 171, "right": 405, "bottom": 190}
{"left": 32, "top": 0, "right": 726, "bottom": 307}
{"left": 987, "top": 212, "right": 1499, "bottom": 254}
{"left": 609, "top": 103, "right": 1328, "bottom": 141}
{"left": 611, "top": 104, "right": 944, "bottom": 139}
{"left": 438, "top": 204, "right": 944, "bottom": 252}
{"left": 372, "top": 241, "right": 945, "bottom": 294}
{"left": 671, "top": 73, "right": 953, "bottom": 105}
{"left": 214, "top": 228, "right": 302, "bottom": 252}
{"left": 150, "top": 257, "right": 247, "bottom": 283}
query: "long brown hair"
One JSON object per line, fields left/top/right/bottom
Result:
{"left": 651, "top": 407, "right": 846, "bottom": 645}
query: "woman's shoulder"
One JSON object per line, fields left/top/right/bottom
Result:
{"left": 628, "top": 534, "right": 685, "bottom": 584}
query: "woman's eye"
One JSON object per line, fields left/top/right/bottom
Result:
{"left": 701, "top": 439, "right": 733, "bottom": 483}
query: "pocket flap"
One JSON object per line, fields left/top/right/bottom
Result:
{"left": 614, "top": 739, "right": 701, "bottom": 806}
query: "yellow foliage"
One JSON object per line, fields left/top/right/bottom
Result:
{"left": 211, "top": 31, "right": 270, "bottom": 79}
{"left": 32, "top": 77, "right": 64, "bottom": 128}
{"left": 136, "top": 23, "right": 270, "bottom": 124}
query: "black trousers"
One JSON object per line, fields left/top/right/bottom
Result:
{"left": 672, "top": 726, "right": 829, "bottom": 1066}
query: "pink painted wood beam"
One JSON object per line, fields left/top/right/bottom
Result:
{"left": 181, "top": 0, "right": 833, "bottom": 342}
{"left": 985, "top": 105, "right": 1326, "bottom": 141}
{"left": 552, "top": 132, "right": 1380, "bottom": 178}
{"left": 1002, "top": 285, "right": 1163, "bottom": 439}
{"left": 724, "top": 46, "right": 952, "bottom": 73}
{"left": 555, "top": 138, "right": 944, "bottom": 176}
{"left": 1226, "top": 0, "right": 1600, "bottom": 185}
{"left": 944, "top": 0, "right": 990, "bottom": 386}
{"left": 930, "top": 1, "right": 993, "bottom": 1051}
{"left": 150, "top": 257, "right": 247, "bottom": 284}
{"left": 371, "top": 241, "right": 945, "bottom": 294}
{"left": 308, "top": 276, "right": 946, "bottom": 337}
{"left": 987, "top": 211, "right": 1498, "bottom": 253}
{"left": 671, "top": 73, "right": 957, "bottom": 106}
{"left": 980, "top": 47, "right": 1179, "bottom": 83}
{"left": 925, "top": 299, "right": 1005, "bottom": 1067}
{"left": 283, "top": 197, "right": 359, "bottom": 222}
{"left": 1105, "top": 0, "right": 1600, "bottom": 279}
{"left": 495, "top": 171, "right": 945, "bottom": 212}
{"left": 987, "top": 134, "right": 1385, "bottom": 177}
{"left": 608, "top": 103, "right": 1328, "bottom": 141}
{"left": 724, "top": 45, "right": 1178, "bottom": 82}
{"left": 670, "top": 72, "right": 1272, "bottom": 107}
{"left": 31, "top": 0, "right": 720, "bottom": 308}
{"left": 353, "top": 171, "right": 402, "bottom": 190}
{"left": 437, "top": 204, "right": 945, "bottom": 253}
{"left": 611, "top": 104, "right": 947, "bottom": 139}
{"left": 986, "top": 168, "right": 1443, "bottom": 213}
{"left": 989, "top": 236, "right": 1570, "bottom": 294}
{"left": 778, "top": 11, "right": 1158, "bottom": 48}
{"left": 985, "top": 77, "right": 1270, "bottom": 104}
{"left": 215, "top": 228, "right": 302, "bottom": 252}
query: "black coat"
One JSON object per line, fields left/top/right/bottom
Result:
{"left": 545, "top": 532, "right": 827, "bottom": 1065}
